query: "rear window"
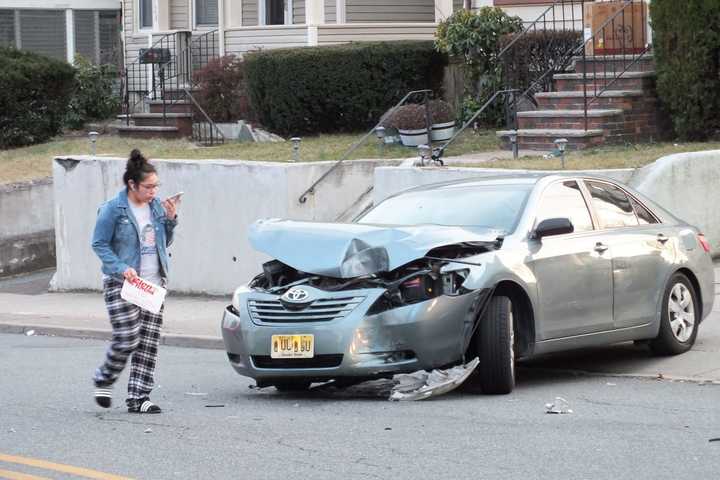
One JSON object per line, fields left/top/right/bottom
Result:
{"left": 358, "top": 185, "right": 532, "bottom": 233}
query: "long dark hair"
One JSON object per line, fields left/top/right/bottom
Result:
{"left": 123, "top": 149, "right": 157, "bottom": 187}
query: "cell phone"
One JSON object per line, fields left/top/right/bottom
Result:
{"left": 166, "top": 191, "right": 184, "bottom": 202}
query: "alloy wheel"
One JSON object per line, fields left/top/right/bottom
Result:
{"left": 668, "top": 283, "right": 695, "bottom": 343}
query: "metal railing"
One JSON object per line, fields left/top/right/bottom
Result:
{"left": 122, "top": 32, "right": 192, "bottom": 125}
{"left": 183, "top": 87, "right": 225, "bottom": 146}
{"left": 298, "top": 89, "right": 433, "bottom": 204}
{"left": 191, "top": 29, "right": 220, "bottom": 72}
{"left": 578, "top": 0, "right": 650, "bottom": 129}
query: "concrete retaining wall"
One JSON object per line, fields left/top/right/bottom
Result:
{"left": 51, "top": 156, "right": 396, "bottom": 295}
{"left": 0, "top": 179, "right": 55, "bottom": 276}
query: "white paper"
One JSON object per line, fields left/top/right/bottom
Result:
{"left": 120, "top": 277, "right": 167, "bottom": 314}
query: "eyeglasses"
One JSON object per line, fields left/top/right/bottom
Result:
{"left": 139, "top": 182, "right": 161, "bottom": 191}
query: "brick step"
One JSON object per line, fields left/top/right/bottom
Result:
{"left": 534, "top": 90, "right": 645, "bottom": 110}
{"left": 516, "top": 109, "right": 624, "bottom": 131}
{"left": 553, "top": 71, "right": 655, "bottom": 92}
{"left": 148, "top": 100, "right": 193, "bottom": 114}
{"left": 131, "top": 113, "right": 193, "bottom": 136}
{"left": 571, "top": 54, "right": 655, "bottom": 74}
{"left": 497, "top": 128, "right": 605, "bottom": 151}
{"left": 117, "top": 125, "right": 183, "bottom": 139}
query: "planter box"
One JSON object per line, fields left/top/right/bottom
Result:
{"left": 431, "top": 121, "right": 455, "bottom": 142}
{"left": 399, "top": 128, "right": 429, "bottom": 147}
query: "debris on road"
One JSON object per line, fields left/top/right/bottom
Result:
{"left": 545, "top": 397, "right": 573, "bottom": 414}
{"left": 709, "top": 438, "right": 720, "bottom": 443}
{"left": 205, "top": 404, "right": 225, "bottom": 408}
{"left": 184, "top": 392, "right": 208, "bottom": 396}
{"left": 25, "top": 330, "right": 35, "bottom": 336}
{"left": 389, "top": 357, "right": 480, "bottom": 401}
{"left": 144, "top": 428, "right": 152, "bottom": 434}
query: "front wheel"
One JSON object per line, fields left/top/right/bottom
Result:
{"left": 650, "top": 273, "right": 699, "bottom": 356}
{"left": 476, "top": 296, "right": 515, "bottom": 394}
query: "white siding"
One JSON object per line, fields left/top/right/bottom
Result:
{"left": 171, "top": 0, "right": 189, "bottom": 29}
{"left": 324, "top": 0, "right": 336, "bottom": 23}
{"left": 317, "top": 23, "right": 436, "bottom": 44}
{"left": 242, "top": 0, "right": 258, "bottom": 26}
{"left": 345, "top": 0, "right": 435, "bottom": 23}
{"left": 124, "top": 0, "right": 133, "bottom": 34}
{"left": 74, "top": 10, "right": 96, "bottom": 62}
{"left": 293, "top": 0, "right": 305, "bottom": 24}
{"left": 0, "top": 9, "right": 16, "bottom": 46}
{"left": 224, "top": 25, "right": 307, "bottom": 54}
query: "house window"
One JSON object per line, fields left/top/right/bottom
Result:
{"left": 196, "top": 0, "right": 218, "bottom": 25}
{"left": 266, "top": 0, "right": 285, "bottom": 25}
{"left": 139, "top": 0, "right": 153, "bottom": 28}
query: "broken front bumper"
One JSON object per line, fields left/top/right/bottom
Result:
{"left": 220, "top": 287, "right": 484, "bottom": 384}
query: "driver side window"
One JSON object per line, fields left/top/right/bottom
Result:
{"left": 536, "top": 180, "right": 594, "bottom": 233}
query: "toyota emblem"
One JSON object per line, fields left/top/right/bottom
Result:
{"left": 283, "top": 288, "right": 310, "bottom": 303}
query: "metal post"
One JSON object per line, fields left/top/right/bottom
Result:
{"left": 509, "top": 131, "right": 519, "bottom": 160}
{"left": 291, "top": 137, "right": 302, "bottom": 162}
{"left": 554, "top": 138, "right": 568, "bottom": 169}
{"left": 375, "top": 126, "right": 386, "bottom": 158}
{"left": 89, "top": 131, "right": 99, "bottom": 158}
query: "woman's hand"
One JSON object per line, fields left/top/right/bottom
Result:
{"left": 123, "top": 267, "right": 138, "bottom": 282}
{"left": 162, "top": 198, "right": 178, "bottom": 220}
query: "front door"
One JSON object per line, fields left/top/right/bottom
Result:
{"left": 528, "top": 180, "right": 614, "bottom": 339}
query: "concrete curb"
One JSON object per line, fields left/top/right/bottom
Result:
{"left": 0, "top": 323, "right": 224, "bottom": 350}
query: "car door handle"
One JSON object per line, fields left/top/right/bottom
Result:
{"left": 594, "top": 242, "right": 609, "bottom": 253}
{"left": 657, "top": 234, "right": 669, "bottom": 244}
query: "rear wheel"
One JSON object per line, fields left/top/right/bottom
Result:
{"left": 650, "top": 273, "right": 699, "bottom": 355}
{"left": 476, "top": 296, "right": 515, "bottom": 394}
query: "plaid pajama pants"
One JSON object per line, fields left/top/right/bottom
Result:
{"left": 93, "top": 277, "right": 164, "bottom": 409}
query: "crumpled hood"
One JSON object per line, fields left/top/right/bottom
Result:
{"left": 249, "top": 219, "right": 502, "bottom": 278}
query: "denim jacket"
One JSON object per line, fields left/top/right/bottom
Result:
{"left": 91, "top": 188, "right": 178, "bottom": 280}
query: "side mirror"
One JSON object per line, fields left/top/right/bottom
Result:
{"left": 533, "top": 217, "right": 574, "bottom": 239}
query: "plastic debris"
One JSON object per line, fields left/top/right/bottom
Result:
{"left": 25, "top": 330, "right": 35, "bottom": 336}
{"left": 184, "top": 392, "right": 208, "bottom": 396}
{"left": 545, "top": 397, "right": 573, "bottom": 414}
{"left": 606, "top": 382, "right": 616, "bottom": 386}
{"left": 144, "top": 428, "right": 152, "bottom": 434}
{"left": 389, "top": 357, "right": 480, "bottom": 401}
{"left": 9, "top": 428, "right": 16, "bottom": 433}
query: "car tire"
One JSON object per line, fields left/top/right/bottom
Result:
{"left": 650, "top": 273, "right": 699, "bottom": 356}
{"left": 273, "top": 380, "right": 312, "bottom": 392}
{"left": 477, "top": 295, "right": 515, "bottom": 394}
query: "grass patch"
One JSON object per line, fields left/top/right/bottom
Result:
{"left": 466, "top": 141, "right": 720, "bottom": 171}
{"left": 0, "top": 129, "right": 497, "bottom": 184}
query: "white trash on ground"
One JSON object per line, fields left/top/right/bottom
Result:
{"left": 545, "top": 397, "right": 573, "bottom": 414}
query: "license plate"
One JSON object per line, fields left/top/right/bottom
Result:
{"left": 271, "top": 334, "right": 314, "bottom": 359}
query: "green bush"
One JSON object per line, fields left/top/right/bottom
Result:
{"left": 0, "top": 47, "right": 76, "bottom": 148}
{"left": 651, "top": 0, "right": 720, "bottom": 140}
{"left": 244, "top": 41, "right": 446, "bottom": 135}
{"left": 65, "top": 55, "right": 120, "bottom": 129}
{"left": 435, "top": 7, "right": 523, "bottom": 126}
{"left": 193, "top": 55, "right": 251, "bottom": 123}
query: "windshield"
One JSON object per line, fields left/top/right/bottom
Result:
{"left": 358, "top": 184, "right": 531, "bottom": 232}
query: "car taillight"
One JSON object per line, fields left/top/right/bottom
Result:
{"left": 698, "top": 233, "right": 711, "bottom": 253}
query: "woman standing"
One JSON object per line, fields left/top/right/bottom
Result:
{"left": 91, "top": 149, "right": 179, "bottom": 414}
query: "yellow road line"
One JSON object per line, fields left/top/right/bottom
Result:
{"left": 0, "top": 469, "right": 51, "bottom": 480}
{"left": 0, "top": 454, "right": 133, "bottom": 480}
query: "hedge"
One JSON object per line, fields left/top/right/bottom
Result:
{"left": 244, "top": 41, "right": 446, "bottom": 135}
{"left": 0, "top": 47, "right": 76, "bottom": 148}
{"left": 651, "top": 0, "right": 720, "bottom": 140}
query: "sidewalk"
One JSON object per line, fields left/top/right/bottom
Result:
{"left": 1, "top": 266, "right": 718, "bottom": 382}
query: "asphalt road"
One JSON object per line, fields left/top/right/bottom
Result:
{"left": 1, "top": 333, "right": 719, "bottom": 480}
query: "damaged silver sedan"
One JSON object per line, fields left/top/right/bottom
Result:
{"left": 221, "top": 174, "right": 715, "bottom": 394}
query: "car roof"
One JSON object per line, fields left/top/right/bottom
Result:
{"left": 402, "top": 172, "right": 620, "bottom": 194}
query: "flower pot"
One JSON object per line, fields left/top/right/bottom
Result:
{"left": 398, "top": 128, "right": 429, "bottom": 147}
{"left": 431, "top": 121, "right": 455, "bottom": 142}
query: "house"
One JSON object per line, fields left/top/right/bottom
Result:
{"left": 0, "top": 0, "right": 122, "bottom": 65}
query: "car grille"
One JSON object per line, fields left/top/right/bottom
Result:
{"left": 247, "top": 297, "right": 365, "bottom": 323}
{"left": 252, "top": 354, "right": 344, "bottom": 369}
